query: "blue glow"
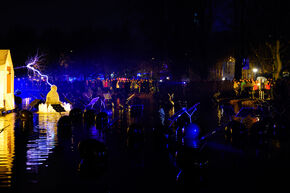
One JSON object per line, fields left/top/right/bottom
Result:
{"left": 176, "top": 170, "right": 182, "bottom": 181}
{"left": 185, "top": 123, "right": 200, "bottom": 139}
{"left": 192, "top": 140, "right": 199, "bottom": 148}
{"left": 68, "top": 77, "right": 77, "bottom": 82}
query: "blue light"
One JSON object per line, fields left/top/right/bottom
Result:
{"left": 192, "top": 140, "right": 199, "bottom": 148}
{"left": 185, "top": 123, "right": 200, "bottom": 139}
{"left": 176, "top": 170, "right": 182, "bottom": 181}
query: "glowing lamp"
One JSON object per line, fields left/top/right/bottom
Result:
{"left": 185, "top": 123, "right": 200, "bottom": 139}
{"left": 253, "top": 68, "right": 258, "bottom": 73}
{"left": 184, "top": 123, "right": 201, "bottom": 148}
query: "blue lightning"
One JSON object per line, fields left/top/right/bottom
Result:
{"left": 26, "top": 56, "right": 52, "bottom": 87}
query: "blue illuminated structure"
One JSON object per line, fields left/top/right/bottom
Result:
{"left": 168, "top": 102, "right": 200, "bottom": 127}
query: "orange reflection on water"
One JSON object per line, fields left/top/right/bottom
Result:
{"left": 0, "top": 113, "right": 15, "bottom": 188}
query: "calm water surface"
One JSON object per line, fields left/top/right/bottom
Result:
{"left": 0, "top": 96, "right": 289, "bottom": 193}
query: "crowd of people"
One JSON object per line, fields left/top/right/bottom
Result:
{"left": 15, "top": 77, "right": 160, "bottom": 109}
{"left": 14, "top": 75, "right": 280, "bottom": 112}
{"left": 233, "top": 78, "right": 273, "bottom": 100}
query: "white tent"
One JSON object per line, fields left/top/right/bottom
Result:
{"left": 256, "top": 76, "right": 267, "bottom": 83}
{"left": 0, "top": 50, "right": 15, "bottom": 111}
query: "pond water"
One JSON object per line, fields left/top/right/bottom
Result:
{"left": 0, "top": 95, "right": 289, "bottom": 193}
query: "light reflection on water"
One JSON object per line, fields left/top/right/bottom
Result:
{"left": 0, "top": 113, "right": 15, "bottom": 188}
{"left": 220, "top": 100, "right": 283, "bottom": 159}
{"left": 25, "top": 113, "right": 60, "bottom": 173}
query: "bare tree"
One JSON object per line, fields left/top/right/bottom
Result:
{"left": 251, "top": 40, "right": 287, "bottom": 80}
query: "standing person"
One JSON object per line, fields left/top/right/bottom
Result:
{"left": 265, "top": 80, "right": 271, "bottom": 100}
{"left": 159, "top": 105, "right": 166, "bottom": 126}
{"left": 253, "top": 80, "right": 258, "bottom": 99}
{"left": 233, "top": 79, "right": 239, "bottom": 97}
{"left": 262, "top": 79, "right": 265, "bottom": 100}
{"left": 240, "top": 79, "right": 246, "bottom": 96}
{"left": 258, "top": 80, "right": 264, "bottom": 100}
{"left": 270, "top": 78, "right": 274, "bottom": 100}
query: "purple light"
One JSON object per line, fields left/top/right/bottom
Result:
{"left": 26, "top": 56, "right": 52, "bottom": 86}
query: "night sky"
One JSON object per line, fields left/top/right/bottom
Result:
{"left": 1, "top": 0, "right": 289, "bottom": 78}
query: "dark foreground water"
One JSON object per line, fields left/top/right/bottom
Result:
{"left": 0, "top": 94, "right": 290, "bottom": 193}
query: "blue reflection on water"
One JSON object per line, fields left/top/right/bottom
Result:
{"left": 89, "top": 126, "right": 105, "bottom": 143}
{"left": 25, "top": 114, "right": 60, "bottom": 172}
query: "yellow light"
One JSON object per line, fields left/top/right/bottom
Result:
{"left": 0, "top": 113, "right": 15, "bottom": 188}
{"left": 38, "top": 102, "right": 71, "bottom": 113}
{"left": 228, "top": 56, "right": 235, "bottom": 63}
{"left": 0, "top": 50, "right": 15, "bottom": 111}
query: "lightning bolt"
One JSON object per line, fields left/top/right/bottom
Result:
{"left": 26, "top": 56, "right": 52, "bottom": 87}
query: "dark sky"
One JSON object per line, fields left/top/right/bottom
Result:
{"left": 2, "top": 1, "right": 125, "bottom": 32}
{"left": 2, "top": 0, "right": 289, "bottom": 78}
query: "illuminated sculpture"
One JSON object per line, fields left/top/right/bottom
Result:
{"left": 38, "top": 85, "right": 71, "bottom": 113}
{"left": 0, "top": 50, "right": 15, "bottom": 112}
{"left": 46, "top": 85, "right": 61, "bottom": 105}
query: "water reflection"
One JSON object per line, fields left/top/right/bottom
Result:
{"left": 221, "top": 100, "right": 284, "bottom": 161}
{"left": 217, "top": 104, "right": 223, "bottom": 126}
{"left": 0, "top": 113, "right": 15, "bottom": 188}
{"left": 89, "top": 126, "right": 105, "bottom": 143}
{"left": 169, "top": 106, "right": 175, "bottom": 118}
{"left": 25, "top": 113, "right": 60, "bottom": 173}
{"left": 22, "top": 97, "right": 32, "bottom": 109}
